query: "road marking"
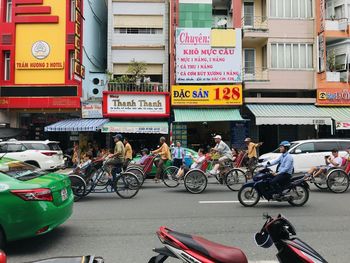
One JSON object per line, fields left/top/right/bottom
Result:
{"left": 199, "top": 200, "right": 270, "bottom": 204}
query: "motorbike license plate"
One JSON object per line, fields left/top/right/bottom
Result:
{"left": 61, "top": 188, "right": 68, "bottom": 201}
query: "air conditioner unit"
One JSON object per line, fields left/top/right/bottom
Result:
{"left": 87, "top": 86, "right": 104, "bottom": 99}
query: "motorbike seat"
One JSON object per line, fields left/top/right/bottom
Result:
{"left": 169, "top": 230, "right": 248, "bottom": 263}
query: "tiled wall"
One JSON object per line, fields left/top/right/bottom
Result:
{"left": 179, "top": 3, "right": 212, "bottom": 28}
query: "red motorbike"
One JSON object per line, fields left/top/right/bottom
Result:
{"left": 149, "top": 214, "right": 328, "bottom": 263}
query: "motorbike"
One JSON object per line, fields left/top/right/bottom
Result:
{"left": 238, "top": 168, "right": 309, "bottom": 207}
{"left": 0, "top": 251, "right": 104, "bottom": 263}
{"left": 148, "top": 214, "right": 328, "bottom": 263}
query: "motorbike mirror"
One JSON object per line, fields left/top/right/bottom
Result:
{"left": 254, "top": 232, "right": 273, "bottom": 248}
{"left": 262, "top": 213, "right": 271, "bottom": 219}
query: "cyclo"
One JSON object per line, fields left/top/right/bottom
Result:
{"left": 308, "top": 156, "right": 350, "bottom": 193}
{"left": 69, "top": 156, "right": 141, "bottom": 201}
{"left": 161, "top": 151, "right": 248, "bottom": 194}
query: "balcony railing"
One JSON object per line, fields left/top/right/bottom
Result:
{"left": 325, "top": 18, "right": 348, "bottom": 31}
{"left": 108, "top": 82, "right": 168, "bottom": 92}
{"left": 242, "top": 67, "right": 269, "bottom": 81}
{"left": 241, "top": 16, "right": 268, "bottom": 31}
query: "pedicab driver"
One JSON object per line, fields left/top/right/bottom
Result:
{"left": 266, "top": 141, "right": 294, "bottom": 194}
{"left": 209, "top": 135, "right": 233, "bottom": 176}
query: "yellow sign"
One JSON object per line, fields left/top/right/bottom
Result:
{"left": 172, "top": 85, "right": 242, "bottom": 106}
{"left": 210, "top": 29, "right": 236, "bottom": 48}
{"left": 15, "top": 0, "right": 66, "bottom": 84}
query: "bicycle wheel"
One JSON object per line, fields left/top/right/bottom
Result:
{"left": 313, "top": 173, "right": 328, "bottom": 190}
{"left": 288, "top": 185, "right": 309, "bottom": 207}
{"left": 126, "top": 167, "right": 145, "bottom": 186}
{"left": 238, "top": 185, "right": 260, "bottom": 207}
{"left": 96, "top": 169, "right": 110, "bottom": 186}
{"left": 69, "top": 175, "right": 86, "bottom": 202}
{"left": 162, "top": 166, "right": 180, "bottom": 188}
{"left": 114, "top": 172, "right": 140, "bottom": 199}
{"left": 225, "top": 168, "right": 247, "bottom": 191}
{"left": 184, "top": 169, "right": 207, "bottom": 194}
{"left": 327, "top": 169, "right": 350, "bottom": 193}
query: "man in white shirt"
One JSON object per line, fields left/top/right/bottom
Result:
{"left": 176, "top": 149, "right": 206, "bottom": 178}
{"left": 209, "top": 135, "right": 233, "bottom": 176}
{"left": 305, "top": 148, "right": 343, "bottom": 179}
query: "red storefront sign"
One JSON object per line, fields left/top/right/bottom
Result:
{"left": 103, "top": 91, "right": 170, "bottom": 118}
{"left": 317, "top": 88, "right": 350, "bottom": 106}
{"left": 0, "top": 97, "right": 81, "bottom": 109}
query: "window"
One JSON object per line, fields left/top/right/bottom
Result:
{"left": 4, "top": 51, "right": 10, "bottom": 81}
{"left": 244, "top": 49, "right": 255, "bottom": 74}
{"left": 69, "top": 51, "right": 75, "bottom": 80}
{"left": 24, "top": 143, "right": 49, "bottom": 150}
{"left": 335, "top": 5, "right": 345, "bottom": 19}
{"left": 6, "top": 0, "right": 12, "bottom": 22}
{"left": 70, "top": 0, "right": 76, "bottom": 22}
{"left": 243, "top": 2, "right": 254, "bottom": 26}
{"left": 0, "top": 144, "right": 7, "bottom": 153}
{"left": 270, "top": 43, "right": 313, "bottom": 69}
{"left": 338, "top": 141, "right": 350, "bottom": 151}
{"left": 7, "top": 144, "right": 26, "bottom": 152}
{"left": 294, "top": 143, "right": 315, "bottom": 153}
{"left": 262, "top": 45, "right": 267, "bottom": 68}
{"left": 114, "top": 28, "right": 163, "bottom": 34}
{"left": 270, "top": 0, "right": 312, "bottom": 18}
{"left": 315, "top": 142, "right": 339, "bottom": 152}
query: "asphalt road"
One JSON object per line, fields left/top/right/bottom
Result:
{"left": 6, "top": 178, "right": 350, "bottom": 263}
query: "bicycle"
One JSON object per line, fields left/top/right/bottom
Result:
{"left": 69, "top": 158, "right": 140, "bottom": 200}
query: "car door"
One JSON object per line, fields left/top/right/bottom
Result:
{"left": 290, "top": 142, "right": 316, "bottom": 173}
{"left": 6, "top": 143, "right": 27, "bottom": 161}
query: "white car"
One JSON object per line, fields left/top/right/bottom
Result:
{"left": 259, "top": 139, "right": 350, "bottom": 173}
{"left": 0, "top": 139, "right": 65, "bottom": 170}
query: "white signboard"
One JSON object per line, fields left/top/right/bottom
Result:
{"left": 81, "top": 102, "right": 103, "bottom": 119}
{"left": 106, "top": 94, "right": 166, "bottom": 116}
{"left": 336, "top": 122, "right": 350, "bottom": 130}
{"left": 175, "top": 28, "right": 242, "bottom": 83}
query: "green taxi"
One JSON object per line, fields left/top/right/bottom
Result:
{"left": 0, "top": 157, "right": 73, "bottom": 249}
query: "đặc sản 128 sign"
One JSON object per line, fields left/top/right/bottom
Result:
{"left": 171, "top": 85, "right": 242, "bottom": 106}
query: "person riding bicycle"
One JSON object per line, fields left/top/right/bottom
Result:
{"left": 209, "top": 135, "right": 233, "bottom": 182}
{"left": 176, "top": 148, "right": 206, "bottom": 179}
{"left": 304, "top": 148, "right": 342, "bottom": 180}
{"left": 266, "top": 141, "right": 294, "bottom": 196}
{"left": 152, "top": 137, "right": 171, "bottom": 183}
{"left": 106, "top": 134, "right": 125, "bottom": 180}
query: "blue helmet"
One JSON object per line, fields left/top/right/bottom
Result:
{"left": 279, "top": 141, "right": 291, "bottom": 147}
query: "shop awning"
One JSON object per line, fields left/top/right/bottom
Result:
{"left": 101, "top": 122, "right": 168, "bottom": 134}
{"left": 44, "top": 119, "right": 109, "bottom": 132}
{"left": 321, "top": 107, "right": 350, "bottom": 122}
{"left": 247, "top": 104, "right": 333, "bottom": 125}
{"left": 173, "top": 109, "right": 244, "bottom": 122}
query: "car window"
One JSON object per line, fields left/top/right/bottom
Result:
{"left": 315, "top": 142, "right": 339, "bottom": 152}
{"left": 7, "top": 144, "right": 26, "bottom": 152}
{"left": 24, "top": 143, "right": 49, "bottom": 150}
{"left": 48, "top": 143, "right": 61, "bottom": 151}
{"left": 0, "top": 161, "right": 45, "bottom": 181}
{"left": 294, "top": 143, "right": 315, "bottom": 153}
{"left": 338, "top": 141, "right": 350, "bottom": 151}
{"left": 0, "top": 144, "right": 7, "bottom": 153}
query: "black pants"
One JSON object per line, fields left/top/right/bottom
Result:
{"left": 270, "top": 173, "right": 291, "bottom": 193}
{"left": 173, "top": 158, "right": 183, "bottom": 168}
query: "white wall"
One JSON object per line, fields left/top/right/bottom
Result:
{"left": 112, "top": 49, "right": 165, "bottom": 64}
{"left": 113, "top": 33, "right": 165, "bottom": 46}
{"left": 113, "top": 2, "right": 164, "bottom": 15}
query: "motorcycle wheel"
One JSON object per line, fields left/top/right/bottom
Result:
{"left": 327, "top": 169, "right": 349, "bottom": 193}
{"left": 225, "top": 168, "right": 247, "bottom": 191}
{"left": 162, "top": 166, "right": 180, "bottom": 188}
{"left": 184, "top": 170, "right": 207, "bottom": 194}
{"left": 288, "top": 185, "right": 309, "bottom": 207}
{"left": 238, "top": 186, "right": 260, "bottom": 207}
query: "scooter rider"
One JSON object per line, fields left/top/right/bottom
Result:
{"left": 266, "top": 141, "right": 294, "bottom": 196}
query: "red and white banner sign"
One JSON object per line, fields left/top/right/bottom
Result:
{"left": 336, "top": 122, "right": 350, "bottom": 130}
{"left": 103, "top": 91, "right": 170, "bottom": 118}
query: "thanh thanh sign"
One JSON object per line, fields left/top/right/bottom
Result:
{"left": 103, "top": 91, "right": 170, "bottom": 118}
{"left": 175, "top": 28, "right": 242, "bottom": 83}
{"left": 171, "top": 85, "right": 242, "bottom": 106}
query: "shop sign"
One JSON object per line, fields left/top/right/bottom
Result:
{"left": 317, "top": 88, "right": 350, "bottom": 106}
{"left": 336, "top": 122, "right": 350, "bottom": 130}
{"left": 102, "top": 126, "right": 168, "bottom": 134}
{"left": 175, "top": 28, "right": 242, "bottom": 83}
{"left": 103, "top": 92, "right": 170, "bottom": 118}
{"left": 74, "top": 0, "right": 84, "bottom": 79}
{"left": 81, "top": 102, "right": 103, "bottom": 119}
{"left": 319, "top": 0, "right": 325, "bottom": 32}
{"left": 171, "top": 85, "right": 242, "bottom": 106}
{"left": 0, "top": 97, "right": 81, "bottom": 109}
{"left": 317, "top": 33, "right": 325, "bottom": 72}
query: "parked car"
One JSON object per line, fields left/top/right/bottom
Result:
{"left": 0, "top": 157, "right": 73, "bottom": 249}
{"left": 0, "top": 139, "right": 65, "bottom": 170}
{"left": 259, "top": 139, "right": 350, "bottom": 173}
